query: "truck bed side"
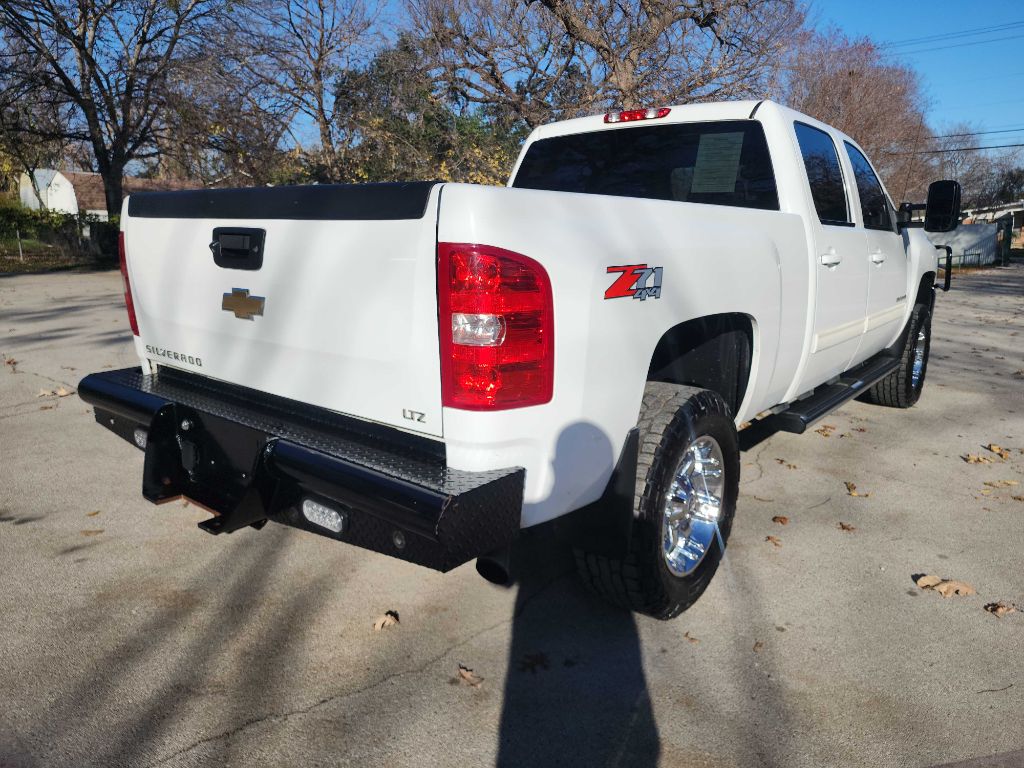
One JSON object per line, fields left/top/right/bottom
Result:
{"left": 436, "top": 183, "right": 806, "bottom": 526}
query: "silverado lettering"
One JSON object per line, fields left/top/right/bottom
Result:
{"left": 144, "top": 345, "right": 202, "bottom": 367}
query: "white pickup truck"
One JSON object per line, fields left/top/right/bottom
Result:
{"left": 80, "top": 99, "right": 960, "bottom": 619}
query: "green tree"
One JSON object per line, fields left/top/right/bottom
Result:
{"left": 334, "top": 35, "right": 525, "bottom": 185}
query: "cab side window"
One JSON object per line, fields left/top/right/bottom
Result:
{"left": 844, "top": 142, "right": 895, "bottom": 232}
{"left": 794, "top": 122, "right": 850, "bottom": 226}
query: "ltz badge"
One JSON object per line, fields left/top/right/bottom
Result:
{"left": 604, "top": 264, "right": 664, "bottom": 301}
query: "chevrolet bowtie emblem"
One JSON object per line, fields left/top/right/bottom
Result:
{"left": 221, "top": 288, "right": 265, "bottom": 320}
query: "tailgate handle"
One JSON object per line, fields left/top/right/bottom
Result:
{"left": 210, "top": 227, "right": 265, "bottom": 270}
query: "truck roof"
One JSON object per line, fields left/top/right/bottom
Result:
{"left": 528, "top": 99, "right": 767, "bottom": 142}
{"left": 512, "top": 99, "right": 890, "bottom": 206}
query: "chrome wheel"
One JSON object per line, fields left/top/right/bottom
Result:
{"left": 911, "top": 327, "right": 927, "bottom": 388}
{"left": 662, "top": 435, "right": 725, "bottom": 577}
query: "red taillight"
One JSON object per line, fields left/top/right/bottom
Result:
{"left": 118, "top": 232, "right": 139, "bottom": 336}
{"left": 438, "top": 243, "right": 553, "bottom": 410}
{"left": 604, "top": 107, "right": 671, "bottom": 123}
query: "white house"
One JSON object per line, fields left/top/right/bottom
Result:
{"left": 19, "top": 169, "right": 200, "bottom": 220}
{"left": 19, "top": 169, "right": 81, "bottom": 216}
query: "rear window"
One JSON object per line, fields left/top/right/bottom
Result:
{"left": 512, "top": 120, "right": 778, "bottom": 211}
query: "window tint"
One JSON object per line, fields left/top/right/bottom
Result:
{"left": 794, "top": 122, "right": 849, "bottom": 225}
{"left": 844, "top": 142, "right": 894, "bottom": 231}
{"left": 512, "top": 120, "right": 778, "bottom": 211}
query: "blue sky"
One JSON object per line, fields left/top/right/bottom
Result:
{"left": 812, "top": 0, "right": 1024, "bottom": 142}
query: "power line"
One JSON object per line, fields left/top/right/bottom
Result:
{"left": 879, "top": 20, "right": 1024, "bottom": 49}
{"left": 889, "top": 142, "right": 1024, "bottom": 155}
{"left": 887, "top": 31, "right": 1024, "bottom": 56}
{"left": 930, "top": 126, "right": 1024, "bottom": 139}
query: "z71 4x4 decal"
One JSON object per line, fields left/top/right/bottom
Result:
{"left": 604, "top": 264, "right": 663, "bottom": 301}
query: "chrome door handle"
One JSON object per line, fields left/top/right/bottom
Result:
{"left": 819, "top": 249, "right": 841, "bottom": 267}
{"left": 870, "top": 250, "right": 886, "bottom": 264}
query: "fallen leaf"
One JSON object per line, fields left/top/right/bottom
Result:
{"left": 55, "top": 386, "right": 74, "bottom": 397}
{"left": 457, "top": 664, "right": 483, "bottom": 687}
{"left": 838, "top": 521, "right": 856, "bottom": 532}
{"left": 771, "top": 515, "right": 789, "bottom": 525}
{"left": 79, "top": 529, "right": 104, "bottom": 537}
{"left": 984, "top": 601, "right": 1016, "bottom": 618}
{"left": 915, "top": 574, "right": 975, "bottom": 597}
{"left": 775, "top": 458, "right": 797, "bottom": 470}
{"left": 845, "top": 481, "right": 871, "bottom": 497}
{"left": 86, "top": 510, "right": 100, "bottom": 517}
{"left": 373, "top": 610, "right": 400, "bottom": 631}
{"left": 684, "top": 631, "right": 699, "bottom": 644}
{"left": 1014, "top": 370, "right": 1024, "bottom": 378}
{"left": 963, "top": 453, "right": 993, "bottom": 464}
{"left": 853, "top": 427, "right": 868, "bottom": 433}
{"left": 764, "top": 535, "right": 782, "bottom": 548}
{"left": 752, "top": 640, "right": 764, "bottom": 653}
{"left": 38, "top": 405, "right": 54, "bottom": 411}
{"left": 986, "top": 443, "right": 1011, "bottom": 460}
{"left": 815, "top": 424, "right": 836, "bottom": 437}
{"left": 935, "top": 580, "right": 976, "bottom": 598}
{"left": 985, "top": 480, "right": 1019, "bottom": 488}
{"left": 1012, "top": 495, "right": 1024, "bottom": 503}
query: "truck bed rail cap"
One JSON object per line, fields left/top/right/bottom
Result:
{"left": 126, "top": 181, "right": 441, "bottom": 221}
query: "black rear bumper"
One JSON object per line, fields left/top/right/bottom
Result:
{"left": 78, "top": 368, "right": 523, "bottom": 572}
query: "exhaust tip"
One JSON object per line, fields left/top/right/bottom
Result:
{"left": 475, "top": 548, "right": 511, "bottom": 585}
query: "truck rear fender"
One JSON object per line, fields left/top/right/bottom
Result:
{"left": 646, "top": 313, "right": 755, "bottom": 418}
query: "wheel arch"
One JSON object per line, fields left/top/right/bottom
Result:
{"left": 916, "top": 271, "right": 936, "bottom": 310}
{"left": 646, "top": 313, "right": 755, "bottom": 417}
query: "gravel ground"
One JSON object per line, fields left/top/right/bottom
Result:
{"left": 1, "top": 266, "right": 1022, "bottom": 768}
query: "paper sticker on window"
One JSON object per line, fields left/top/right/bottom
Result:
{"left": 691, "top": 132, "right": 745, "bottom": 194}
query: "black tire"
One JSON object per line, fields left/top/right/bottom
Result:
{"left": 860, "top": 302, "right": 932, "bottom": 408}
{"left": 574, "top": 382, "right": 739, "bottom": 620}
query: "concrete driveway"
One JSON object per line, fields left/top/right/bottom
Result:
{"left": 1, "top": 266, "right": 1022, "bottom": 768}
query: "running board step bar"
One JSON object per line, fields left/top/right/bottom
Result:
{"left": 774, "top": 356, "right": 901, "bottom": 434}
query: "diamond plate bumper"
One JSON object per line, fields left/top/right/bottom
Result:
{"left": 78, "top": 367, "right": 523, "bottom": 572}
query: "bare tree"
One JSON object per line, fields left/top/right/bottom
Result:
{"left": 409, "top": 0, "right": 587, "bottom": 128}
{"left": 926, "top": 125, "right": 1024, "bottom": 208}
{"left": 535, "top": 0, "right": 803, "bottom": 108}
{"left": 238, "top": 0, "right": 380, "bottom": 179}
{"left": 411, "top": 0, "right": 803, "bottom": 128}
{"left": 781, "top": 29, "right": 935, "bottom": 202}
{"left": 0, "top": 0, "right": 225, "bottom": 217}
{"left": 155, "top": 40, "right": 296, "bottom": 186}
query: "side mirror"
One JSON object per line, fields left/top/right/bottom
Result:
{"left": 924, "top": 180, "right": 961, "bottom": 233}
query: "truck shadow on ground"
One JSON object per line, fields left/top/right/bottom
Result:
{"left": 11, "top": 530, "right": 327, "bottom": 768}
{"left": 495, "top": 528, "right": 660, "bottom": 767}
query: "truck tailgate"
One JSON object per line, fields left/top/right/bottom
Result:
{"left": 121, "top": 182, "right": 444, "bottom": 438}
